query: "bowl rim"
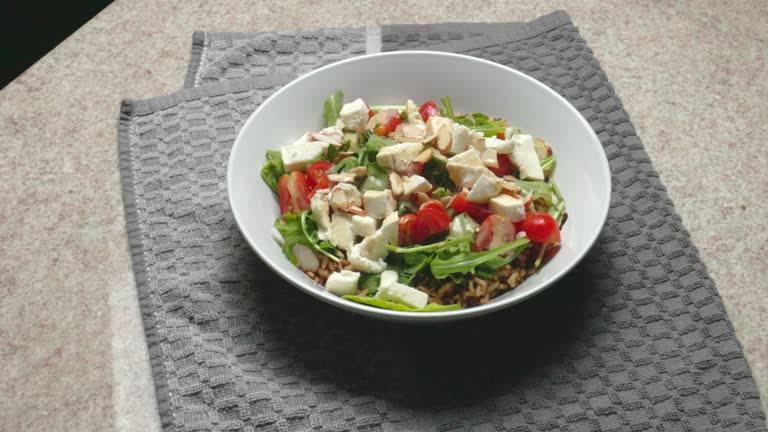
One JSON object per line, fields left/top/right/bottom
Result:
{"left": 227, "top": 50, "right": 611, "bottom": 322}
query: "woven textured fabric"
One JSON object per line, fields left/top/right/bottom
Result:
{"left": 185, "top": 28, "right": 367, "bottom": 88}
{"left": 118, "top": 11, "right": 766, "bottom": 432}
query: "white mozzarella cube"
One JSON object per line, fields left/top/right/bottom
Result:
{"left": 376, "top": 212, "right": 400, "bottom": 246}
{"left": 325, "top": 270, "right": 361, "bottom": 296}
{"left": 489, "top": 194, "right": 526, "bottom": 222}
{"left": 467, "top": 175, "right": 504, "bottom": 203}
{"left": 375, "top": 282, "right": 429, "bottom": 309}
{"left": 329, "top": 183, "right": 361, "bottom": 210}
{"left": 339, "top": 98, "right": 369, "bottom": 130}
{"left": 379, "top": 270, "right": 399, "bottom": 288}
{"left": 363, "top": 190, "right": 396, "bottom": 219}
{"left": 310, "top": 189, "right": 332, "bottom": 240}
{"left": 376, "top": 142, "right": 424, "bottom": 173}
{"left": 352, "top": 215, "right": 377, "bottom": 237}
{"left": 403, "top": 175, "right": 432, "bottom": 196}
{"left": 330, "top": 212, "right": 355, "bottom": 251}
{"left": 281, "top": 134, "right": 330, "bottom": 172}
{"left": 348, "top": 242, "right": 387, "bottom": 273}
{"left": 450, "top": 123, "right": 484, "bottom": 154}
{"left": 511, "top": 134, "right": 544, "bottom": 181}
{"left": 446, "top": 152, "right": 493, "bottom": 189}
{"left": 483, "top": 136, "right": 514, "bottom": 154}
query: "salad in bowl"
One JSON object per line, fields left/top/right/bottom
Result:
{"left": 261, "top": 91, "right": 566, "bottom": 312}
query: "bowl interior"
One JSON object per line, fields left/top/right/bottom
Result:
{"left": 228, "top": 51, "right": 610, "bottom": 322}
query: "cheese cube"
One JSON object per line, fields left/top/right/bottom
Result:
{"left": 348, "top": 242, "right": 387, "bottom": 273}
{"left": 403, "top": 175, "right": 432, "bottom": 195}
{"left": 330, "top": 212, "right": 355, "bottom": 251}
{"left": 376, "top": 142, "right": 424, "bottom": 173}
{"left": 376, "top": 212, "right": 400, "bottom": 246}
{"left": 375, "top": 282, "right": 429, "bottom": 309}
{"left": 339, "top": 98, "right": 369, "bottom": 130}
{"left": 467, "top": 175, "right": 503, "bottom": 203}
{"left": 483, "top": 136, "right": 514, "bottom": 154}
{"left": 363, "top": 190, "right": 396, "bottom": 219}
{"left": 511, "top": 134, "right": 544, "bottom": 181}
{"left": 379, "top": 270, "right": 399, "bottom": 288}
{"left": 329, "top": 183, "right": 361, "bottom": 210}
{"left": 450, "top": 123, "right": 484, "bottom": 154}
{"left": 447, "top": 163, "right": 491, "bottom": 189}
{"left": 489, "top": 194, "right": 526, "bottom": 222}
{"left": 310, "top": 189, "right": 332, "bottom": 240}
{"left": 352, "top": 215, "right": 377, "bottom": 237}
{"left": 448, "top": 149, "right": 483, "bottom": 166}
{"left": 281, "top": 134, "right": 330, "bottom": 172}
{"left": 325, "top": 270, "right": 361, "bottom": 296}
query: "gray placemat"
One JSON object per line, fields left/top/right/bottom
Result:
{"left": 118, "top": 11, "right": 766, "bottom": 432}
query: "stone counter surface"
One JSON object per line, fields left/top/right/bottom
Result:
{"left": 0, "top": 0, "right": 765, "bottom": 430}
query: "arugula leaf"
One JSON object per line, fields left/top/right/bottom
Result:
{"left": 342, "top": 295, "right": 462, "bottom": 312}
{"left": 323, "top": 90, "right": 344, "bottom": 127}
{"left": 448, "top": 214, "right": 478, "bottom": 240}
{"left": 389, "top": 253, "right": 433, "bottom": 284}
{"left": 515, "top": 179, "right": 556, "bottom": 208}
{"left": 261, "top": 150, "right": 284, "bottom": 194}
{"left": 360, "top": 274, "right": 381, "bottom": 296}
{"left": 331, "top": 156, "right": 359, "bottom": 173}
{"left": 430, "top": 238, "right": 530, "bottom": 279}
{"left": 540, "top": 156, "right": 556, "bottom": 177}
{"left": 299, "top": 211, "right": 341, "bottom": 262}
{"left": 359, "top": 175, "right": 388, "bottom": 194}
{"left": 385, "top": 236, "right": 472, "bottom": 254}
{"left": 431, "top": 187, "right": 451, "bottom": 200}
{"left": 273, "top": 215, "right": 310, "bottom": 264}
{"left": 440, "top": 96, "right": 456, "bottom": 119}
{"left": 423, "top": 154, "right": 455, "bottom": 189}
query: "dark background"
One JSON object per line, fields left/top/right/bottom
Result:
{"left": 1, "top": 0, "right": 114, "bottom": 89}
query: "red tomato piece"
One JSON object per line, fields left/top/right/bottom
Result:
{"left": 418, "top": 101, "right": 440, "bottom": 122}
{"left": 278, "top": 172, "right": 311, "bottom": 215}
{"left": 398, "top": 214, "right": 417, "bottom": 246}
{"left": 412, "top": 209, "right": 450, "bottom": 243}
{"left": 367, "top": 109, "right": 402, "bottom": 136}
{"left": 474, "top": 215, "right": 517, "bottom": 251}
{"left": 305, "top": 160, "right": 334, "bottom": 188}
{"left": 488, "top": 154, "right": 514, "bottom": 177}
{"left": 518, "top": 213, "right": 561, "bottom": 243}
{"left": 496, "top": 132, "right": 506, "bottom": 139}
{"left": 448, "top": 191, "right": 493, "bottom": 223}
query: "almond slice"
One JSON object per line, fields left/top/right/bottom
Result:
{"left": 349, "top": 166, "right": 368, "bottom": 177}
{"left": 435, "top": 124, "right": 452, "bottom": 152}
{"left": 389, "top": 172, "right": 404, "bottom": 197}
{"left": 345, "top": 206, "right": 367, "bottom": 216}
{"left": 481, "top": 149, "right": 498, "bottom": 168}
{"left": 327, "top": 173, "right": 357, "bottom": 183}
{"left": 412, "top": 192, "right": 431, "bottom": 206}
{"left": 413, "top": 148, "right": 433, "bottom": 164}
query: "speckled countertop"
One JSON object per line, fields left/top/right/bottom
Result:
{"left": 0, "top": 0, "right": 765, "bottom": 430}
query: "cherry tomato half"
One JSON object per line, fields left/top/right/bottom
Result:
{"left": 474, "top": 215, "right": 517, "bottom": 251}
{"left": 448, "top": 191, "right": 493, "bottom": 223}
{"left": 367, "top": 109, "right": 402, "bottom": 136}
{"left": 488, "top": 154, "right": 514, "bottom": 177}
{"left": 305, "top": 160, "right": 334, "bottom": 188}
{"left": 278, "top": 171, "right": 312, "bottom": 215}
{"left": 419, "top": 101, "right": 440, "bottom": 122}
{"left": 398, "top": 214, "right": 417, "bottom": 246}
{"left": 518, "top": 213, "right": 561, "bottom": 243}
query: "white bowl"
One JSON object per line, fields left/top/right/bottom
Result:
{"left": 228, "top": 51, "right": 611, "bottom": 323}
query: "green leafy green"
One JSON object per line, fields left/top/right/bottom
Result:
{"left": 299, "top": 211, "right": 341, "bottom": 262}
{"left": 397, "top": 200, "right": 418, "bottom": 216}
{"left": 423, "top": 154, "right": 455, "bottom": 189}
{"left": 430, "top": 238, "right": 531, "bottom": 279}
{"left": 360, "top": 274, "right": 381, "bottom": 296}
{"left": 331, "top": 156, "right": 359, "bottom": 173}
{"left": 273, "top": 215, "right": 310, "bottom": 264}
{"left": 540, "top": 156, "right": 556, "bottom": 177}
{"left": 261, "top": 150, "right": 284, "bottom": 194}
{"left": 448, "top": 214, "right": 479, "bottom": 240}
{"left": 323, "top": 90, "right": 344, "bottom": 127}
{"left": 440, "top": 96, "right": 456, "bottom": 119}
{"left": 431, "top": 187, "right": 451, "bottom": 200}
{"left": 390, "top": 253, "right": 433, "bottom": 284}
{"left": 515, "top": 179, "right": 557, "bottom": 208}
{"left": 342, "top": 295, "right": 462, "bottom": 312}
{"left": 386, "top": 236, "right": 472, "bottom": 254}
{"left": 359, "top": 175, "right": 388, "bottom": 194}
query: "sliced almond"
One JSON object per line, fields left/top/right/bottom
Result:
{"left": 412, "top": 192, "right": 431, "bottom": 206}
{"left": 389, "top": 172, "right": 404, "bottom": 197}
{"left": 481, "top": 149, "right": 498, "bottom": 168}
{"left": 327, "top": 173, "right": 356, "bottom": 183}
{"left": 435, "top": 124, "right": 452, "bottom": 152}
{"left": 345, "top": 206, "right": 367, "bottom": 216}
{"left": 501, "top": 182, "right": 522, "bottom": 192}
{"left": 413, "top": 148, "right": 433, "bottom": 164}
{"left": 348, "top": 166, "right": 368, "bottom": 178}
{"left": 439, "top": 195, "right": 453, "bottom": 206}
{"left": 503, "top": 175, "right": 519, "bottom": 182}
